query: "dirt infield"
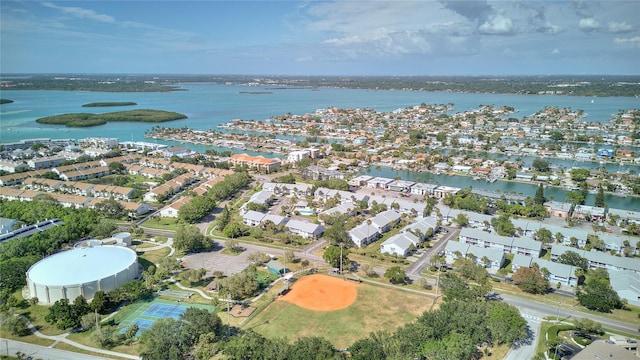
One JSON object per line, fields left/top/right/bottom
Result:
{"left": 279, "top": 274, "right": 359, "bottom": 311}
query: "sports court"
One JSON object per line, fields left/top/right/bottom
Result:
{"left": 118, "top": 298, "right": 215, "bottom": 336}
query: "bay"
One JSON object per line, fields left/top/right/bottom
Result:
{"left": 2, "top": 83, "right": 639, "bottom": 144}
{"left": 1, "top": 83, "right": 638, "bottom": 210}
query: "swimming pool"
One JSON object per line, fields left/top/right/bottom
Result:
{"left": 298, "top": 208, "right": 315, "bottom": 215}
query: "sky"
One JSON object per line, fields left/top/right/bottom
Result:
{"left": 1, "top": 0, "right": 639, "bottom": 76}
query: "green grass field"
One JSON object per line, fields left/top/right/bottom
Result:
{"left": 243, "top": 279, "right": 433, "bottom": 349}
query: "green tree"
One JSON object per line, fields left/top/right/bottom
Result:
{"left": 534, "top": 183, "right": 546, "bottom": 205}
{"left": 174, "top": 224, "right": 210, "bottom": 252}
{"left": 557, "top": 251, "right": 588, "bottom": 271}
{"left": 223, "top": 222, "right": 244, "bottom": 239}
{"left": 532, "top": 159, "right": 550, "bottom": 172}
{"left": 594, "top": 186, "right": 606, "bottom": 208}
{"left": 454, "top": 213, "right": 469, "bottom": 227}
{"left": 491, "top": 214, "right": 515, "bottom": 236}
{"left": 139, "top": 318, "right": 192, "bottom": 360}
{"left": 577, "top": 278, "right": 622, "bottom": 312}
{"left": 0, "top": 311, "right": 31, "bottom": 336}
{"left": 322, "top": 245, "right": 349, "bottom": 269}
{"left": 486, "top": 302, "right": 528, "bottom": 345}
{"left": 512, "top": 266, "right": 549, "bottom": 294}
{"left": 45, "top": 298, "right": 77, "bottom": 329}
{"left": 0, "top": 256, "right": 38, "bottom": 293}
{"left": 570, "top": 168, "right": 591, "bottom": 182}
{"left": 94, "top": 199, "right": 125, "bottom": 219}
{"left": 220, "top": 266, "right": 260, "bottom": 299}
{"left": 108, "top": 161, "right": 125, "bottom": 173}
{"left": 286, "top": 336, "right": 341, "bottom": 360}
{"left": 384, "top": 266, "right": 407, "bottom": 284}
{"left": 216, "top": 205, "right": 231, "bottom": 230}
{"left": 178, "top": 196, "right": 216, "bottom": 223}
{"left": 533, "top": 228, "right": 553, "bottom": 244}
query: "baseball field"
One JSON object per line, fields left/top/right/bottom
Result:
{"left": 244, "top": 274, "right": 433, "bottom": 348}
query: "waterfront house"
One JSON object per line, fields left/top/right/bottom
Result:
{"left": 386, "top": 179, "right": 415, "bottom": 193}
{"left": 348, "top": 175, "right": 373, "bottom": 188}
{"left": 410, "top": 182, "right": 437, "bottom": 196}
{"left": 433, "top": 186, "right": 460, "bottom": 199}
{"left": 573, "top": 205, "right": 606, "bottom": 222}
{"left": 366, "top": 177, "right": 394, "bottom": 189}
{"left": 544, "top": 201, "right": 572, "bottom": 218}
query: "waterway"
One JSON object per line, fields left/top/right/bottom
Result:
{"left": 362, "top": 166, "right": 639, "bottom": 212}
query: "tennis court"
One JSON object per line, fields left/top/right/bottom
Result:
{"left": 118, "top": 298, "right": 215, "bottom": 336}
{"left": 143, "top": 303, "right": 187, "bottom": 320}
{"left": 157, "top": 289, "right": 193, "bottom": 298}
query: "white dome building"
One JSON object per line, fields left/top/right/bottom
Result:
{"left": 26, "top": 245, "right": 139, "bottom": 305}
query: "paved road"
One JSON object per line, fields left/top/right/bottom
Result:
{"left": 0, "top": 338, "right": 112, "bottom": 360}
{"left": 501, "top": 293, "right": 639, "bottom": 336}
{"left": 502, "top": 312, "right": 542, "bottom": 360}
{"left": 406, "top": 227, "right": 458, "bottom": 280}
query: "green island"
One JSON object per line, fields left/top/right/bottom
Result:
{"left": 35, "top": 109, "right": 187, "bottom": 127}
{"left": 0, "top": 99, "right": 14, "bottom": 104}
{"left": 81, "top": 101, "right": 138, "bottom": 107}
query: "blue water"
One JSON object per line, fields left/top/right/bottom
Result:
{"left": 1, "top": 83, "right": 638, "bottom": 144}
{"left": 1, "top": 84, "right": 638, "bottom": 210}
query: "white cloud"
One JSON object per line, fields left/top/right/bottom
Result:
{"left": 579, "top": 18, "right": 600, "bottom": 32}
{"left": 42, "top": 2, "right": 114, "bottom": 23}
{"left": 551, "top": 48, "right": 560, "bottom": 55}
{"left": 538, "top": 22, "right": 563, "bottom": 35}
{"left": 608, "top": 21, "right": 634, "bottom": 34}
{"left": 478, "top": 14, "right": 515, "bottom": 35}
{"left": 614, "top": 36, "right": 640, "bottom": 48}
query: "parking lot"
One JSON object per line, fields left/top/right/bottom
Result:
{"left": 182, "top": 249, "right": 255, "bottom": 277}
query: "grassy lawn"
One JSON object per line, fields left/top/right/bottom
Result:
{"left": 244, "top": 279, "right": 431, "bottom": 349}
{"left": 54, "top": 341, "right": 131, "bottom": 359}
{"left": 138, "top": 247, "right": 171, "bottom": 266}
{"left": 141, "top": 217, "right": 183, "bottom": 231}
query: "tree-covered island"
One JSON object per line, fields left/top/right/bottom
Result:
{"left": 35, "top": 109, "right": 187, "bottom": 127}
{"left": 82, "top": 102, "right": 138, "bottom": 107}
{"left": 0, "top": 99, "right": 14, "bottom": 104}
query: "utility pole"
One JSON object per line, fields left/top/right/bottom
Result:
{"left": 339, "top": 243, "right": 343, "bottom": 275}
{"left": 226, "top": 293, "right": 231, "bottom": 338}
{"left": 435, "top": 266, "right": 440, "bottom": 300}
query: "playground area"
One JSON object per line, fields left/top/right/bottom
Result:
{"left": 230, "top": 304, "right": 256, "bottom": 317}
{"left": 117, "top": 298, "right": 215, "bottom": 335}
{"left": 279, "top": 274, "right": 359, "bottom": 311}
